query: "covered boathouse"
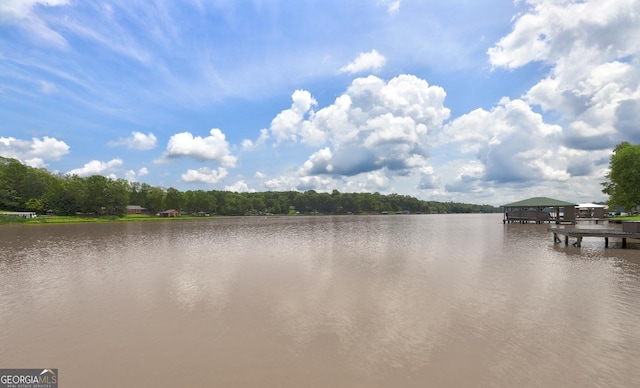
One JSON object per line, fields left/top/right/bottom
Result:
{"left": 502, "top": 197, "right": 578, "bottom": 224}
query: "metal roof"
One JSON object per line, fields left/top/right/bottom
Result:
{"left": 502, "top": 197, "right": 577, "bottom": 208}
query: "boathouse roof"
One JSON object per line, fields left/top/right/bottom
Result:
{"left": 502, "top": 197, "right": 577, "bottom": 208}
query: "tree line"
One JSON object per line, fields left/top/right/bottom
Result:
{"left": 0, "top": 156, "right": 499, "bottom": 216}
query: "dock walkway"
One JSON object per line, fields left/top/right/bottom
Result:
{"left": 548, "top": 227, "right": 640, "bottom": 248}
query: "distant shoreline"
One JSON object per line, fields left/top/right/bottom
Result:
{"left": 0, "top": 212, "right": 500, "bottom": 225}
{"left": 4, "top": 213, "right": 638, "bottom": 226}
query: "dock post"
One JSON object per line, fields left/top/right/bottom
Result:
{"left": 623, "top": 238, "right": 627, "bottom": 248}
{"left": 564, "top": 235, "right": 569, "bottom": 246}
{"left": 573, "top": 236, "right": 582, "bottom": 247}
{"left": 605, "top": 237, "right": 608, "bottom": 248}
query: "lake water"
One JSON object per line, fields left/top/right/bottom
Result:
{"left": 1, "top": 214, "right": 640, "bottom": 387}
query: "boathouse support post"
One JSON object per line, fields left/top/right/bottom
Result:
{"left": 605, "top": 237, "right": 609, "bottom": 248}
{"left": 573, "top": 237, "right": 582, "bottom": 247}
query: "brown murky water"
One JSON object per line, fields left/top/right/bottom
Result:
{"left": 1, "top": 214, "right": 640, "bottom": 387}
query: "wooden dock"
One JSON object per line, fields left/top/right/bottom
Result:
{"left": 548, "top": 227, "right": 640, "bottom": 248}
{"left": 575, "top": 218, "right": 608, "bottom": 224}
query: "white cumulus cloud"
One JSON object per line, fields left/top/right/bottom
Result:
{"left": 263, "top": 176, "right": 298, "bottom": 191}
{"left": 340, "top": 50, "right": 387, "bottom": 74}
{"left": 270, "top": 90, "right": 318, "bottom": 144}
{"left": 224, "top": 180, "right": 255, "bottom": 193}
{"left": 67, "top": 158, "right": 123, "bottom": 177}
{"left": 108, "top": 131, "right": 157, "bottom": 150}
{"left": 0, "top": 136, "right": 70, "bottom": 167}
{"left": 259, "top": 74, "right": 451, "bottom": 193}
{"left": 270, "top": 75, "right": 449, "bottom": 180}
{"left": 181, "top": 167, "right": 228, "bottom": 184}
{"left": 442, "top": 97, "right": 567, "bottom": 185}
{"left": 125, "top": 167, "right": 149, "bottom": 182}
{"left": 160, "top": 128, "right": 237, "bottom": 167}
{"left": 241, "top": 128, "right": 270, "bottom": 151}
{"left": 488, "top": 0, "right": 640, "bottom": 150}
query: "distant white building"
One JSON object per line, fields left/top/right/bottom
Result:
{"left": 0, "top": 211, "right": 37, "bottom": 218}
{"left": 576, "top": 203, "right": 607, "bottom": 218}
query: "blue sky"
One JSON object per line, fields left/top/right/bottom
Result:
{"left": 2, "top": 0, "right": 639, "bottom": 206}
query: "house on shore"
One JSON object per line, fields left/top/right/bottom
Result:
{"left": 502, "top": 197, "right": 577, "bottom": 224}
{"left": 127, "top": 205, "right": 150, "bottom": 215}
{"left": 158, "top": 209, "right": 180, "bottom": 217}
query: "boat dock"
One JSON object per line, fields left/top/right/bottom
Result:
{"left": 575, "top": 218, "right": 609, "bottom": 224}
{"left": 548, "top": 227, "right": 640, "bottom": 248}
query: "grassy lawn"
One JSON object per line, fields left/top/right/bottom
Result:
{"left": 0, "top": 214, "right": 216, "bottom": 224}
{"left": 611, "top": 215, "right": 640, "bottom": 221}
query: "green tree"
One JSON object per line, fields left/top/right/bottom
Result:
{"left": 293, "top": 192, "right": 308, "bottom": 213}
{"left": 25, "top": 198, "right": 45, "bottom": 213}
{"left": 145, "top": 186, "right": 166, "bottom": 213}
{"left": 44, "top": 175, "right": 85, "bottom": 215}
{"left": 128, "top": 182, "right": 144, "bottom": 205}
{"left": 213, "top": 190, "right": 245, "bottom": 215}
{"left": 0, "top": 157, "right": 23, "bottom": 209}
{"left": 165, "top": 187, "right": 183, "bottom": 211}
{"left": 183, "top": 190, "right": 217, "bottom": 214}
{"left": 250, "top": 194, "right": 265, "bottom": 214}
{"left": 0, "top": 157, "right": 49, "bottom": 210}
{"left": 83, "top": 175, "right": 109, "bottom": 214}
{"left": 602, "top": 142, "right": 640, "bottom": 212}
{"left": 340, "top": 192, "right": 356, "bottom": 213}
{"left": 106, "top": 178, "right": 130, "bottom": 216}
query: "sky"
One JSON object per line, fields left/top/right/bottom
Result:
{"left": 1, "top": 0, "right": 639, "bottom": 206}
